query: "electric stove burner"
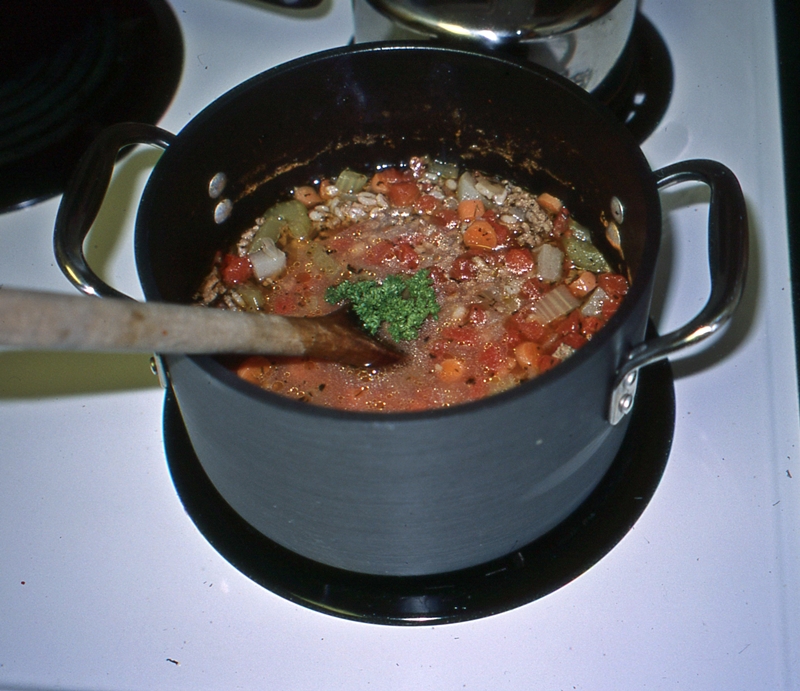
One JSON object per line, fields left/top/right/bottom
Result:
{"left": 162, "top": 350, "right": 674, "bottom": 626}
{"left": 0, "top": 0, "right": 183, "bottom": 213}
{"left": 596, "top": 13, "right": 673, "bottom": 143}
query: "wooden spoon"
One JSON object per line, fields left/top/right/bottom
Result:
{"left": 0, "top": 288, "right": 401, "bottom": 367}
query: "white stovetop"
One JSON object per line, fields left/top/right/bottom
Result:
{"left": 1, "top": 1, "right": 798, "bottom": 689}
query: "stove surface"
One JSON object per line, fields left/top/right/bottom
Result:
{"left": 1, "top": 1, "right": 798, "bottom": 689}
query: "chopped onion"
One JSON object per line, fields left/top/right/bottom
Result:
{"left": 531, "top": 285, "right": 580, "bottom": 323}
{"left": 535, "top": 243, "right": 564, "bottom": 282}
{"left": 249, "top": 237, "right": 286, "bottom": 280}
{"left": 580, "top": 287, "right": 609, "bottom": 317}
{"left": 456, "top": 172, "right": 482, "bottom": 201}
{"left": 474, "top": 175, "right": 507, "bottom": 204}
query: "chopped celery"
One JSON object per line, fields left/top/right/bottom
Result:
{"left": 428, "top": 158, "right": 459, "bottom": 180}
{"left": 335, "top": 169, "right": 368, "bottom": 195}
{"left": 233, "top": 284, "right": 265, "bottom": 311}
{"left": 530, "top": 284, "right": 580, "bottom": 323}
{"left": 563, "top": 235, "right": 611, "bottom": 273}
{"left": 252, "top": 199, "right": 311, "bottom": 244}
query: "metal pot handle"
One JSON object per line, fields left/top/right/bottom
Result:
{"left": 609, "top": 158, "right": 749, "bottom": 424}
{"left": 54, "top": 122, "right": 175, "bottom": 300}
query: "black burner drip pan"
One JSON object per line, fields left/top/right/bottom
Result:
{"left": 162, "top": 349, "right": 674, "bottom": 626}
{"left": 0, "top": 0, "right": 183, "bottom": 212}
{"left": 594, "top": 13, "right": 674, "bottom": 143}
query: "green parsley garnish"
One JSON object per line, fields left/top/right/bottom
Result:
{"left": 324, "top": 269, "right": 440, "bottom": 342}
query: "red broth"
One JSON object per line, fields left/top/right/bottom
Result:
{"left": 196, "top": 156, "right": 628, "bottom": 412}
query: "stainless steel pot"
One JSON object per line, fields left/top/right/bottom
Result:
{"left": 353, "top": 0, "right": 638, "bottom": 92}
{"left": 54, "top": 44, "right": 747, "bottom": 576}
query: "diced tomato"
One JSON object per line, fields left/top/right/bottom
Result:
{"left": 539, "top": 330, "right": 563, "bottom": 355}
{"left": 271, "top": 293, "right": 297, "bottom": 315}
{"left": 506, "top": 311, "right": 551, "bottom": 343}
{"left": 466, "top": 304, "right": 487, "bottom": 326}
{"left": 479, "top": 343, "right": 511, "bottom": 372}
{"left": 441, "top": 324, "right": 479, "bottom": 345}
{"left": 387, "top": 180, "right": 421, "bottom": 206}
{"left": 449, "top": 254, "right": 478, "bottom": 281}
{"left": 598, "top": 273, "right": 629, "bottom": 300}
{"left": 482, "top": 211, "right": 511, "bottom": 248}
{"left": 362, "top": 239, "right": 396, "bottom": 266}
{"left": 554, "top": 310, "right": 581, "bottom": 336}
{"left": 504, "top": 247, "right": 534, "bottom": 274}
{"left": 392, "top": 242, "right": 420, "bottom": 271}
{"left": 432, "top": 207, "right": 460, "bottom": 229}
{"left": 581, "top": 314, "right": 605, "bottom": 336}
{"left": 601, "top": 296, "right": 622, "bottom": 320}
{"left": 553, "top": 208, "right": 571, "bottom": 237}
{"left": 220, "top": 254, "right": 252, "bottom": 285}
{"left": 537, "top": 354, "right": 560, "bottom": 373}
{"left": 562, "top": 332, "right": 588, "bottom": 349}
{"left": 519, "top": 276, "right": 550, "bottom": 300}
{"left": 415, "top": 194, "right": 440, "bottom": 214}
{"left": 427, "top": 266, "right": 449, "bottom": 286}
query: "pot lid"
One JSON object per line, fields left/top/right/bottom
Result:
{"left": 364, "top": 0, "right": 624, "bottom": 44}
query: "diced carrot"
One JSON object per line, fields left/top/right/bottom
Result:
{"left": 463, "top": 220, "right": 497, "bottom": 249}
{"left": 293, "top": 185, "right": 322, "bottom": 208}
{"left": 514, "top": 341, "right": 542, "bottom": 370}
{"left": 457, "top": 198, "right": 485, "bottom": 221}
{"left": 536, "top": 192, "right": 563, "bottom": 215}
{"left": 435, "top": 357, "right": 465, "bottom": 383}
{"left": 368, "top": 169, "right": 402, "bottom": 194}
{"left": 567, "top": 270, "right": 597, "bottom": 297}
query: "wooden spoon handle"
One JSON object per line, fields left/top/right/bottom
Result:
{"left": 0, "top": 288, "right": 399, "bottom": 367}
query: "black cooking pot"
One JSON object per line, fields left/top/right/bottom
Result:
{"left": 55, "top": 44, "right": 747, "bottom": 576}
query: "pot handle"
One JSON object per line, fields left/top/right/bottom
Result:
{"left": 609, "top": 159, "right": 748, "bottom": 424}
{"left": 54, "top": 122, "right": 176, "bottom": 301}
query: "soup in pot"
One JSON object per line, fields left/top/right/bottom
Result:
{"left": 195, "top": 156, "right": 628, "bottom": 412}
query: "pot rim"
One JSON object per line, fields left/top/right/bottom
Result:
{"left": 147, "top": 42, "right": 662, "bottom": 423}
